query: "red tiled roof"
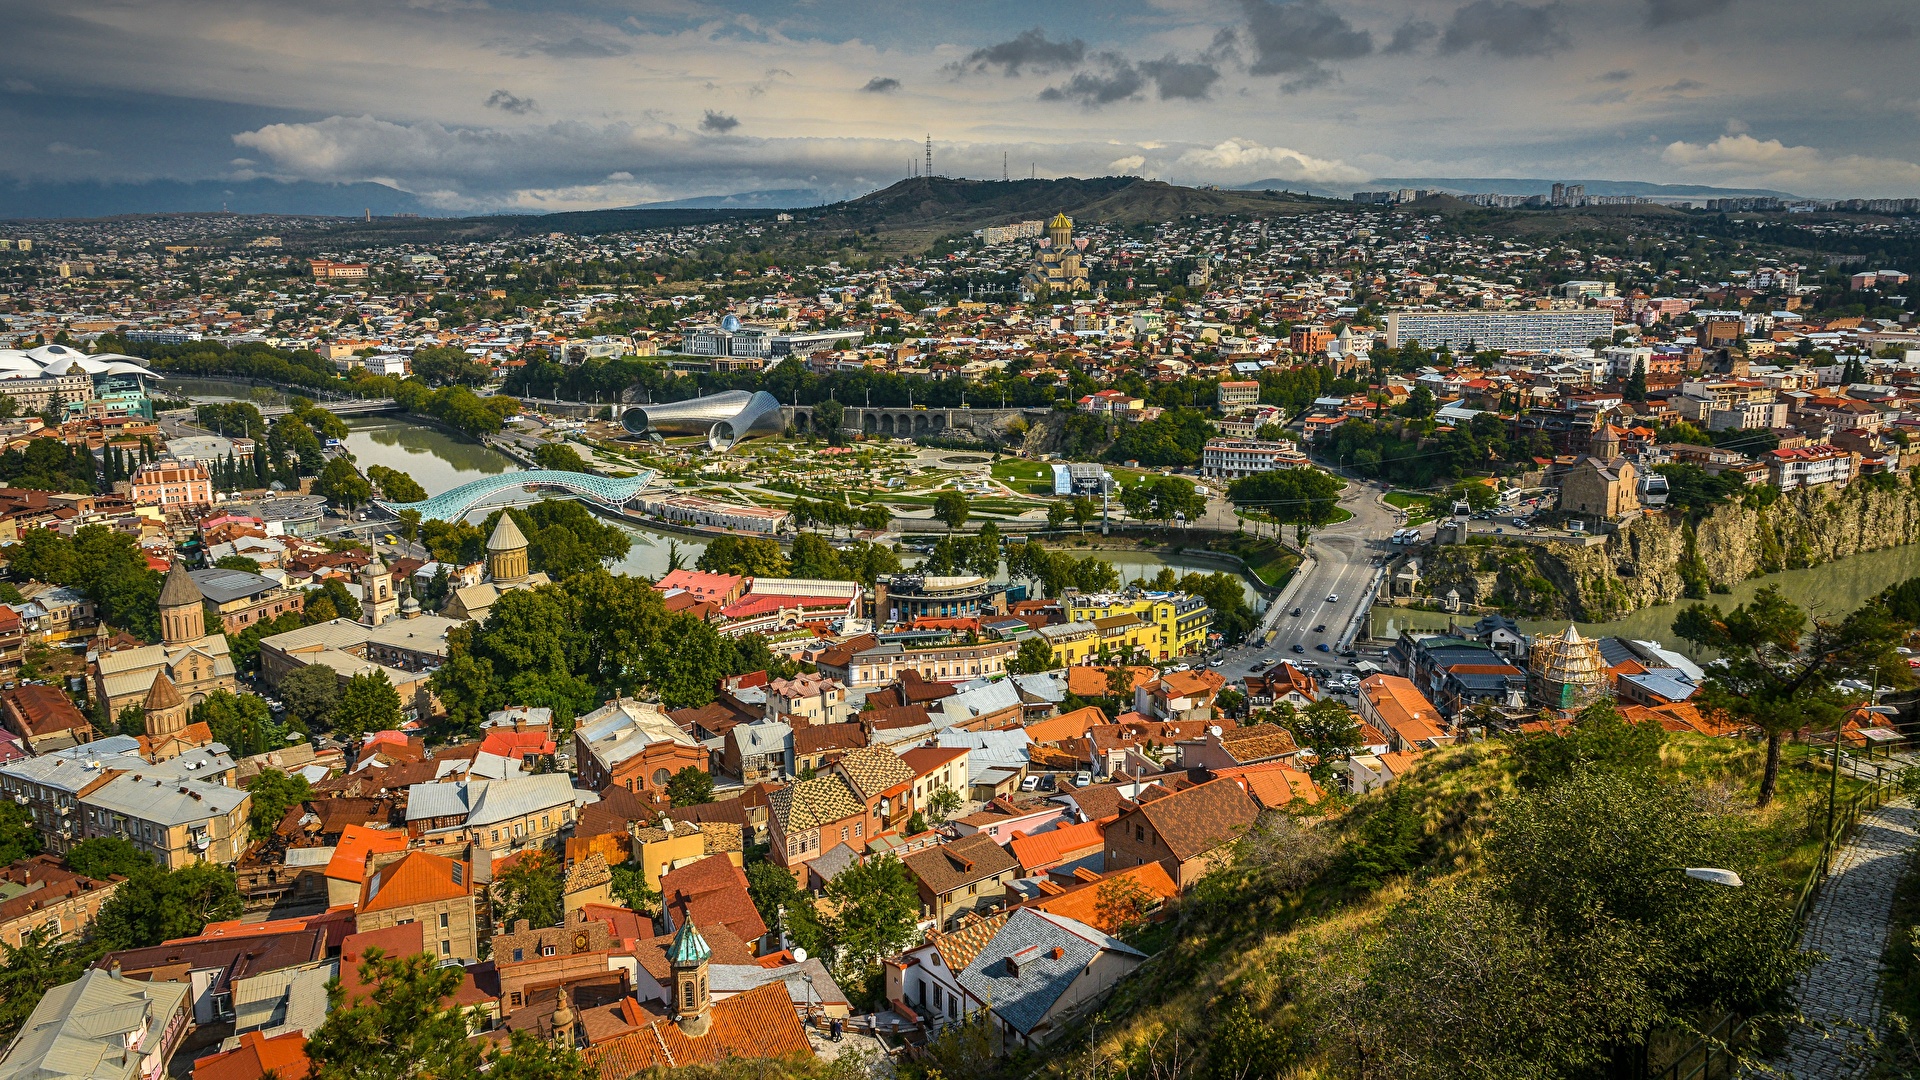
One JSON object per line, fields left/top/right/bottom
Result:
{"left": 359, "top": 850, "right": 473, "bottom": 913}
{"left": 582, "top": 981, "right": 811, "bottom": 1077}
{"left": 1019, "top": 862, "right": 1178, "bottom": 934}
{"left": 1008, "top": 819, "right": 1107, "bottom": 873}
{"left": 660, "top": 855, "right": 767, "bottom": 945}
{"left": 326, "top": 825, "right": 408, "bottom": 884}
{"left": 897, "top": 745, "right": 969, "bottom": 777}
{"left": 1023, "top": 705, "right": 1108, "bottom": 745}
{"left": 479, "top": 729, "right": 556, "bottom": 758}
{"left": 194, "top": 1030, "right": 310, "bottom": 1080}
{"left": 1121, "top": 777, "right": 1260, "bottom": 862}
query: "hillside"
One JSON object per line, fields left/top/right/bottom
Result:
{"left": 171, "top": 175, "right": 1335, "bottom": 254}
{"left": 998, "top": 718, "right": 1853, "bottom": 1080}
{"left": 796, "top": 176, "right": 1337, "bottom": 253}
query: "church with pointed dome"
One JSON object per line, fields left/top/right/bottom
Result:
{"left": 91, "top": 561, "right": 238, "bottom": 719}
{"left": 440, "top": 514, "right": 550, "bottom": 623}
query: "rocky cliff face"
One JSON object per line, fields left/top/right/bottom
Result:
{"left": 1417, "top": 479, "right": 1920, "bottom": 621}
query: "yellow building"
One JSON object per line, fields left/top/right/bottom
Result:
{"left": 1022, "top": 213, "right": 1090, "bottom": 297}
{"left": 1064, "top": 592, "right": 1212, "bottom": 661}
{"left": 628, "top": 821, "right": 745, "bottom": 895}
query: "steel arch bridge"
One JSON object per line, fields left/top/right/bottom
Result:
{"left": 375, "top": 469, "right": 655, "bottom": 522}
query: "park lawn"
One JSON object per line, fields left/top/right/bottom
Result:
{"left": 990, "top": 458, "right": 1053, "bottom": 486}
{"left": 1386, "top": 490, "right": 1438, "bottom": 525}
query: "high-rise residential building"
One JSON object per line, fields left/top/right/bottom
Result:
{"left": 1384, "top": 310, "right": 1616, "bottom": 353}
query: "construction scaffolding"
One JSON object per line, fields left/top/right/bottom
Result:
{"left": 1529, "top": 624, "right": 1610, "bottom": 710}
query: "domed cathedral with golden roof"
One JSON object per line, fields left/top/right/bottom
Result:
{"left": 1021, "top": 212, "right": 1090, "bottom": 298}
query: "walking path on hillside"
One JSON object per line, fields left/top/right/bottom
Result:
{"left": 1764, "top": 799, "right": 1919, "bottom": 1079}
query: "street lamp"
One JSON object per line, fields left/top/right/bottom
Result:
{"left": 1676, "top": 867, "right": 1744, "bottom": 888}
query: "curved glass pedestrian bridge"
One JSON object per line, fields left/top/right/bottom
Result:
{"left": 376, "top": 469, "right": 654, "bottom": 522}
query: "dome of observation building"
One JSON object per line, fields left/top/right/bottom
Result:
{"left": 720, "top": 314, "right": 742, "bottom": 332}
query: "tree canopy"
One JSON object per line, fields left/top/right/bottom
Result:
{"left": 1672, "top": 585, "right": 1908, "bottom": 805}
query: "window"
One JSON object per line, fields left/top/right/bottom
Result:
{"left": 514, "top": 823, "right": 524, "bottom": 837}
{"left": 541, "top": 815, "right": 549, "bottom": 829}
{"left": 439, "top": 912, "right": 450, "bottom": 928}
{"left": 510, "top": 992, "right": 523, "bottom": 1006}
{"left": 1135, "top": 825, "right": 1145, "bottom": 842}
{"left": 683, "top": 982, "right": 696, "bottom": 1010}
{"left": 440, "top": 940, "right": 451, "bottom": 955}
{"left": 841, "top": 827, "right": 849, "bottom": 842}
{"left": 653, "top": 769, "right": 671, "bottom": 787}
{"left": 855, "top": 823, "right": 863, "bottom": 837}
{"left": 492, "top": 830, "right": 501, "bottom": 843}
{"left": 513, "top": 948, "right": 524, "bottom": 962}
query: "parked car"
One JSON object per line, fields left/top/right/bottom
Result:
{"left": 1020, "top": 775, "right": 1041, "bottom": 792}
{"left": 1292, "top": 644, "right": 1307, "bottom": 653}
{"left": 1316, "top": 643, "right": 1332, "bottom": 652}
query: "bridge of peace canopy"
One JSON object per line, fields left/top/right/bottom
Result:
{"left": 374, "top": 469, "right": 655, "bottom": 522}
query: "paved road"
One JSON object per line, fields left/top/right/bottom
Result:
{"left": 1205, "top": 475, "right": 1402, "bottom": 689}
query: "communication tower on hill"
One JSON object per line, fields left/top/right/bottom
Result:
{"left": 925, "top": 134, "right": 933, "bottom": 179}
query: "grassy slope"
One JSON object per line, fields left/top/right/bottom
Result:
{"left": 1066, "top": 735, "right": 1861, "bottom": 1079}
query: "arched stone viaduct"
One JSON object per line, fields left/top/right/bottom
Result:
{"left": 779, "top": 405, "right": 1049, "bottom": 438}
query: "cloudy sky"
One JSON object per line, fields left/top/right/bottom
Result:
{"left": 3, "top": 0, "right": 1918, "bottom": 212}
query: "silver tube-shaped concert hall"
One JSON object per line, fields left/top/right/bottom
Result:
{"left": 620, "top": 390, "right": 785, "bottom": 451}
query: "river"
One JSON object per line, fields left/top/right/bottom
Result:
{"left": 1371, "top": 542, "right": 1920, "bottom": 650}
{"left": 334, "top": 415, "right": 1262, "bottom": 603}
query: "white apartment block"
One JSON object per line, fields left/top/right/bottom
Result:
{"left": 1203, "top": 438, "right": 1310, "bottom": 479}
{"left": 1384, "top": 310, "right": 1616, "bottom": 353}
{"left": 1767, "top": 446, "right": 1854, "bottom": 491}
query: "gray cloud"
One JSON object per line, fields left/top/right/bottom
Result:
{"left": 1856, "top": 14, "right": 1915, "bottom": 42}
{"left": 959, "top": 28, "right": 1086, "bottom": 76}
{"left": 1039, "top": 52, "right": 1221, "bottom": 107}
{"left": 1040, "top": 56, "right": 1144, "bottom": 106}
{"left": 484, "top": 89, "right": 537, "bottom": 114}
{"left": 1384, "top": 20, "right": 1438, "bottom": 54}
{"left": 1660, "top": 78, "right": 1707, "bottom": 92}
{"left": 699, "top": 110, "right": 738, "bottom": 133}
{"left": 521, "top": 36, "right": 630, "bottom": 58}
{"left": 1139, "top": 57, "right": 1222, "bottom": 100}
{"left": 1239, "top": 0, "right": 1373, "bottom": 78}
{"left": 1596, "top": 69, "right": 1633, "bottom": 82}
{"left": 861, "top": 77, "right": 901, "bottom": 93}
{"left": 1646, "top": 0, "right": 1734, "bottom": 26}
{"left": 1440, "top": 1, "right": 1570, "bottom": 58}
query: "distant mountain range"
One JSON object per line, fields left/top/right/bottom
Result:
{"left": 0, "top": 172, "right": 1812, "bottom": 222}
{"left": 0, "top": 178, "right": 438, "bottom": 221}
{"left": 624, "top": 188, "right": 828, "bottom": 210}
{"left": 1236, "top": 176, "right": 1801, "bottom": 201}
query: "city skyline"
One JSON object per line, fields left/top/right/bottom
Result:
{"left": 3, "top": 0, "right": 1919, "bottom": 215}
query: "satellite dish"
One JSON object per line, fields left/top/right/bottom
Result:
{"left": 791, "top": 948, "right": 808, "bottom": 963}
